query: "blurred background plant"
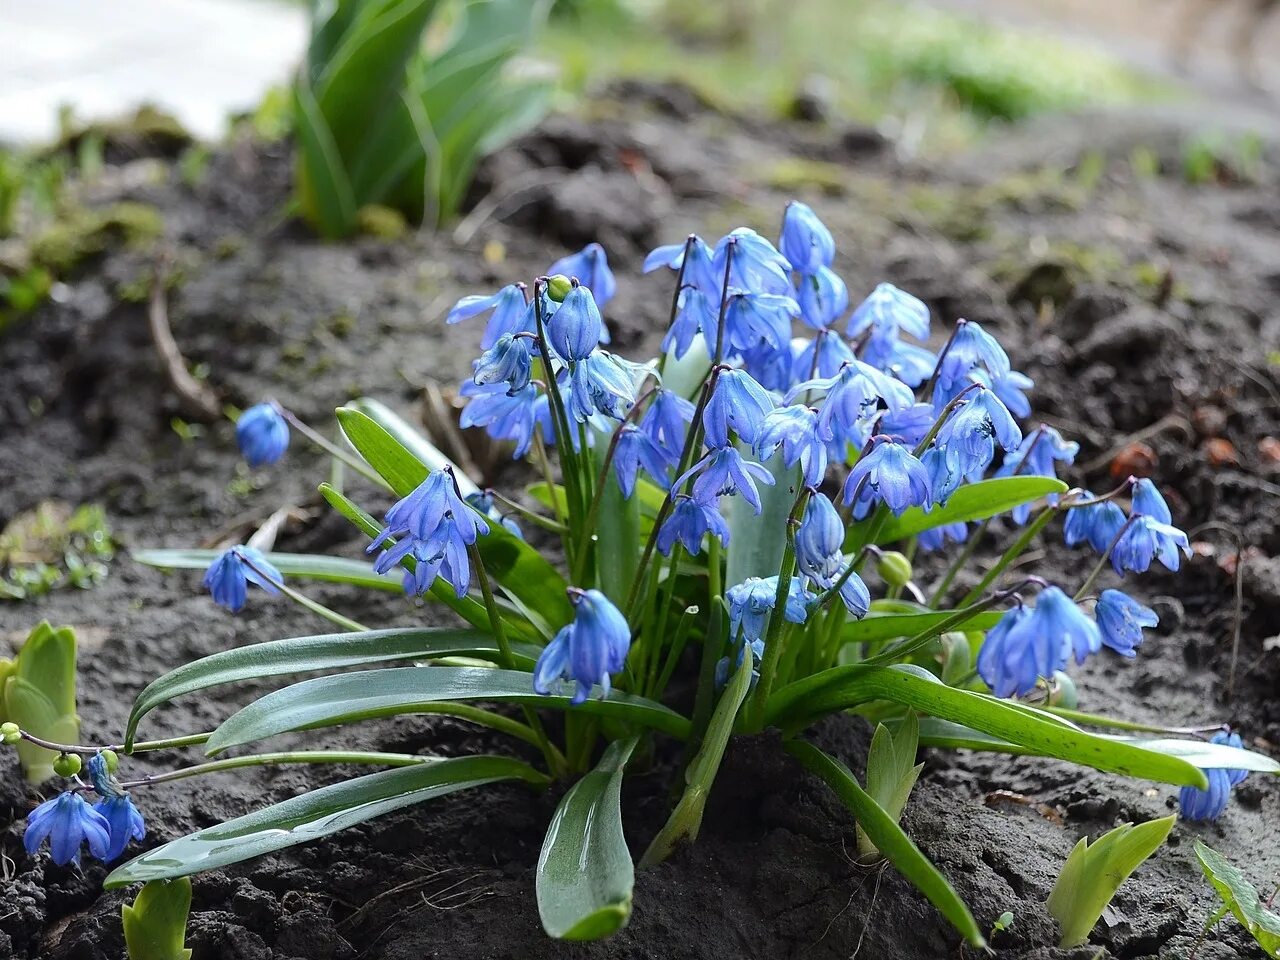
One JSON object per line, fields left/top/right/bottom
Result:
{"left": 0, "top": 501, "right": 114, "bottom": 601}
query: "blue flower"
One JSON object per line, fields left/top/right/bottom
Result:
{"left": 446, "top": 283, "right": 530, "bottom": 350}
{"left": 923, "top": 447, "right": 962, "bottom": 506}
{"left": 236, "top": 402, "right": 290, "bottom": 467}
{"left": 547, "top": 243, "right": 617, "bottom": 308}
{"left": 639, "top": 388, "right": 694, "bottom": 459}
{"left": 791, "top": 360, "right": 915, "bottom": 445}
{"left": 936, "top": 319, "right": 1011, "bottom": 391}
{"left": 547, "top": 282, "right": 603, "bottom": 361}
{"left": 1180, "top": 731, "right": 1248, "bottom": 821}
{"left": 663, "top": 286, "right": 719, "bottom": 360}
{"left": 533, "top": 589, "right": 631, "bottom": 705}
{"left": 796, "top": 493, "right": 844, "bottom": 583}
{"left": 613, "top": 425, "right": 670, "bottom": 498}
{"left": 85, "top": 752, "right": 115, "bottom": 796}
{"left": 780, "top": 201, "right": 835, "bottom": 274}
{"left": 1131, "top": 478, "right": 1173, "bottom": 522}
{"left": 464, "top": 492, "right": 523, "bottom": 540}
{"left": 990, "top": 370, "right": 1034, "bottom": 419}
{"left": 722, "top": 290, "right": 800, "bottom": 355}
{"left": 203, "top": 546, "right": 282, "bottom": 613}
{"left": 24, "top": 791, "right": 111, "bottom": 866}
{"left": 997, "top": 425, "right": 1078, "bottom": 523}
{"left": 935, "top": 386, "right": 1022, "bottom": 476}
{"left": 791, "top": 330, "right": 854, "bottom": 382}
{"left": 726, "top": 576, "right": 814, "bottom": 646}
{"left": 847, "top": 283, "right": 931, "bottom": 342}
{"left": 918, "top": 520, "right": 968, "bottom": 553}
{"left": 1094, "top": 589, "right": 1157, "bottom": 658}
{"left": 567, "top": 352, "right": 638, "bottom": 422}
{"left": 741, "top": 340, "right": 796, "bottom": 392}
{"left": 714, "top": 228, "right": 793, "bottom": 295}
{"left": 878, "top": 402, "right": 936, "bottom": 449}
{"left": 1111, "top": 516, "right": 1191, "bottom": 575}
{"left": 843, "top": 438, "right": 932, "bottom": 516}
{"left": 644, "top": 235, "right": 720, "bottom": 296}
{"left": 657, "top": 495, "right": 731, "bottom": 556}
{"left": 471, "top": 334, "right": 532, "bottom": 393}
{"left": 460, "top": 381, "right": 541, "bottom": 459}
{"left": 679, "top": 447, "right": 775, "bottom": 514}
{"left": 1063, "top": 492, "right": 1127, "bottom": 554}
{"left": 755, "top": 404, "right": 827, "bottom": 488}
{"left": 796, "top": 266, "right": 849, "bottom": 330}
{"left": 703, "top": 369, "right": 775, "bottom": 447}
{"left": 93, "top": 795, "right": 146, "bottom": 862}
{"left": 1040, "top": 586, "right": 1102, "bottom": 665}
{"left": 977, "top": 587, "right": 1100, "bottom": 698}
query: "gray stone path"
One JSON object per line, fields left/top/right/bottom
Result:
{"left": 0, "top": 0, "right": 306, "bottom": 144}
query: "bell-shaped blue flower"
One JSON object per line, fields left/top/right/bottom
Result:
{"left": 679, "top": 447, "right": 775, "bottom": 514}
{"left": 741, "top": 340, "right": 796, "bottom": 393}
{"left": 93, "top": 795, "right": 146, "bottom": 862}
{"left": 1094, "top": 589, "right": 1157, "bottom": 658}
{"left": 990, "top": 370, "right": 1034, "bottom": 418}
{"left": 464, "top": 492, "right": 523, "bottom": 540}
{"left": 703, "top": 369, "right": 775, "bottom": 447}
{"left": 714, "top": 228, "right": 793, "bottom": 296}
{"left": 1131, "top": 478, "right": 1173, "bottom": 523}
{"left": 726, "top": 576, "right": 814, "bottom": 646}
{"left": 612, "top": 425, "right": 670, "bottom": 498}
{"left": 1063, "top": 492, "right": 1127, "bottom": 554}
{"left": 639, "top": 389, "right": 694, "bottom": 459}
{"left": 460, "top": 381, "right": 540, "bottom": 459}
{"left": 24, "top": 791, "right": 111, "bottom": 866}
{"left": 780, "top": 201, "right": 835, "bottom": 274}
{"left": 471, "top": 334, "right": 532, "bottom": 393}
{"left": 878, "top": 403, "right": 936, "bottom": 448}
{"left": 843, "top": 438, "right": 932, "bottom": 516}
{"left": 722, "top": 290, "right": 800, "bottom": 355}
{"left": 657, "top": 495, "right": 731, "bottom": 556}
{"left": 203, "top": 545, "right": 282, "bottom": 613}
{"left": 236, "top": 402, "right": 290, "bottom": 467}
{"left": 1111, "top": 516, "right": 1191, "bottom": 575}
{"left": 547, "top": 243, "right": 617, "bottom": 308}
{"left": 796, "top": 493, "right": 844, "bottom": 583}
{"left": 567, "top": 352, "right": 637, "bottom": 423}
{"left": 533, "top": 589, "right": 631, "bottom": 704}
{"left": 847, "top": 283, "right": 931, "bottom": 342}
{"left": 918, "top": 520, "right": 968, "bottom": 553}
{"left": 791, "top": 330, "right": 854, "bottom": 382}
{"left": 978, "top": 587, "right": 1100, "bottom": 698}
{"left": 796, "top": 266, "right": 849, "bottom": 330}
{"left": 1180, "top": 731, "right": 1248, "bottom": 821}
{"left": 791, "top": 360, "right": 915, "bottom": 445}
{"left": 446, "top": 283, "right": 529, "bottom": 350}
{"left": 936, "top": 319, "right": 1011, "bottom": 390}
{"left": 922, "top": 446, "right": 962, "bottom": 506}
{"left": 663, "top": 287, "right": 719, "bottom": 360}
{"left": 935, "top": 386, "right": 1022, "bottom": 476}
{"left": 547, "top": 282, "right": 603, "bottom": 361}
{"left": 997, "top": 425, "right": 1078, "bottom": 523}
{"left": 755, "top": 405, "right": 827, "bottom": 488}
{"left": 644, "top": 235, "right": 720, "bottom": 296}
{"left": 1041, "top": 586, "right": 1102, "bottom": 665}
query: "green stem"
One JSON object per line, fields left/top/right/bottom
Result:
{"left": 279, "top": 408, "right": 390, "bottom": 489}
{"left": 484, "top": 489, "right": 567, "bottom": 534}
{"left": 1074, "top": 513, "right": 1139, "bottom": 601}
{"left": 653, "top": 604, "right": 701, "bottom": 697}
{"left": 928, "top": 519, "right": 989, "bottom": 608}
{"left": 957, "top": 507, "right": 1057, "bottom": 607}
{"left": 238, "top": 550, "right": 367, "bottom": 632}
{"left": 1037, "top": 705, "right": 1228, "bottom": 737}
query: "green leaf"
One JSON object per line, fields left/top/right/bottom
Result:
{"left": 343, "top": 398, "right": 482, "bottom": 497}
{"left": 537, "top": 736, "right": 637, "bottom": 940}
{"left": 335, "top": 403, "right": 573, "bottom": 628}
{"left": 122, "top": 878, "right": 193, "bottom": 960}
{"left": 767, "top": 665, "right": 1209, "bottom": 788}
{"left": 863, "top": 477, "right": 1069, "bottom": 545}
{"left": 859, "top": 713, "right": 923, "bottom": 860}
{"left": 725, "top": 449, "right": 798, "bottom": 589}
{"left": 785, "top": 740, "right": 985, "bottom": 947}
{"left": 592, "top": 435, "right": 640, "bottom": 609}
{"left": 1195, "top": 840, "right": 1280, "bottom": 958}
{"left": 204, "top": 666, "right": 691, "bottom": 754}
{"left": 1048, "top": 816, "right": 1174, "bottom": 947}
{"left": 840, "top": 609, "right": 1004, "bottom": 646}
{"left": 294, "top": 82, "right": 358, "bottom": 238}
{"left": 105, "top": 756, "right": 544, "bottom": 887}
{"left": 5, "top": 622, "right": 78, "bottom": 783}
{"left": 132, "top": 548, "right": 402, "bottom": 592}
{"left": 124, "top": 628, "right": 536, "bottom": 749}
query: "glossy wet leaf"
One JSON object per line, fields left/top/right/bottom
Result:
{"left": 1195, "top": 840, "right": 1280, "bottom": 958}
{"left": 121, "top": 878, "right": 193, "bottom": 960}
{"left": 205, "top": 666, "right": 691, "bottom": 754}
{"left": 840, "top": 609, "right": 1003, "bottom": 646}
{"left": 767, "top": 664, "right": 1209, "bottom": 788}
{"left": 785, "top": 740, "right": 985, "bottom": 947}
{"left": 104, "top": 756, "right": 544, "bottom": 887}
{"left": 133, "top": 548, "right": 402, "bottom": 592}
{"left": 860, "top": 477, "right": 1068, "bottom": 546}
{"left": 124, "top": 628, "right": 538, "bottom": 749}
{"left": 537, "top": 736, "right": 638, "bottom": 940}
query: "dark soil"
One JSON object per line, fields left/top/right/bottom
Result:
{"left": 2, "top": 82, "right": 1279, "bottom": 959}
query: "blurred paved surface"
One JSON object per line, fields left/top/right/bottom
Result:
{"left": 0, "top": 0, "right": 306, "bottom": 144}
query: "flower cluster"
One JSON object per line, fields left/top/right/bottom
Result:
{"left": 24, "top": 753, "right": 145, "bottom": 866}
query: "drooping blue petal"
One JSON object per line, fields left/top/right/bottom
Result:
{"left": 1179, "top": 731, "right": 1248, "bottom": 821}
{"left": 791, "top": 330, "right": 854, "bottom": 382}
{"left": 25, "top": 792, "right": 111, "bottom": 866}
{"left": 546, "top": 283, "right": 603, "bottom": 361}
{"left": 703, "top": 369, "right": 775, "bottom": 447}
{"left": 1111, "top": 516, "right": 1191, "bottom": 575}
{"left": 847, "top": 282, "right": 931, "bottom": 342}
{"left": 679, "top": 447, "right": 776, "bottom": 514}
{"left": 1063, "top": 492, "right": 1127, "bottom": 554}
{"left": 713, "top": 228, "right": 793, "bottom": 296}
{"left": 780, "top": 201, "right": 835, "bottom": 274}
{"left": 94, "top": 795, "right": 146, "bottom": 862}
{"left": 459, "top": 381, "right": 540, "bottom": 459}
{"left": 613, "top": 424, "right": 671, "bottom": 498}
{"left": 547, "top": 243, "right": 617, "bottom": 308}
{"left": 236, "top": 403, "right": 290, "bottom": 467}
{"left": 936, "top": 319, "right": 1011, "bottom": 390}
{"left": 656, "top": 496, "right": 731, "bottom": 556}
{"left": 1094, "top": 589, "right": 1157, "bottom": 658}
{"left": 202, "top": 546, "right": 282, "bottom": 613}
{"left": 934, "top": 386, "right": 1022, "bottom": 477}
{"left": 795, "top": 266, "right": 848, "bottom": 330}
{"left": 843, "top": 438, "right": 932, "bottom": 516}
{"left": 471, "top": 334, "right": 533, "bottom": 393}
{"left": 996, "top": 425, "right": 1078, "bottom": 523}
{"left": 446, "top": 284, "right": 529, "bottom": 350}
{"left": 640, "top": 389, "right": 695, "bottom": 460}
{"left": 755, "top": 404, "right": 828, "bottom": 488}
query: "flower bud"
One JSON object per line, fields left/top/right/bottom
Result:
{"left": 100, "top": 748, "right": 119, "bottom": 773}
{"left": 545, "top": 274, "right": 573, "bottom": 303}
{"left": 53, "top": 752, "right": 82, "bottom": 777}
{"left": 1047, "top": 670, "right": 1078, "bottom": 708}
{"left": 0, "top": 721, "right": 20, "bottom": 744}
{"left": 876, "top": 551, "right": 913, "bottom": 588}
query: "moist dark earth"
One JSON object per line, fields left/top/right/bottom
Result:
{"left": 2, "top": 83, "right": 1280, "bottom": 959}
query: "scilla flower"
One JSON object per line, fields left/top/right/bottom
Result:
{"left": 791, "top": 361, "right": 914, "bottom": 445}
{"left": 459, "top": 382, "right": 540, "bottom": 459}
{"left": 935, "top": 319, "right": 1011, "bottom": 391}
{"left": 990, "top": 370, "right": 1034, "bottom": 419}
{"left": 464, "top": 492, "right": 523, "bottom": 540}
{"left": 791, "top": 331, "right": 854, "bottom": 382}
{"left": 236, "top": 402, "right": 290, "bottom": 467}
{"left": 567, "top": 352, "right": 637, "bottom": 422}
{"left": 721, "top": 290, "right": 801, "bottom": 355}
{"left": 843, "top": 438, "right": 932, "bottom": 516}
{"left": 533, "top": 589, "right": 631, "bottom": 704}
{"left": 547, "top": 282, "right": 603, "bottom": 361}
{"left": 547, "top": 243, "right": 617, "bottom": 308}
{"left": 1094, "top": 589, "right": 1157, "bottom": 658}
{"left": 657, "top": 495, "right": 730, "bottom": 556}
{"left": 847, "top": 283, "right": 931, "bottom": 342}
{"left": 639, "top": 389, "right": 694, "bottom": 458}
{"left": 679, "top": 447, "right": 775, "bottom": 514}
{"left": 755, "top": 404, "right": 827, "bottom": 488}
{"left": 446, "top": 283, "right": 529, "bottom": 350}
{"left": 934, "top": 386, "right": 1021, "bottom": 476}
{"left": 796, "top": 266, "right": 848, "bottom": 330}
{"left": 703, "top": 369, "right": 774, "bottom": 447}
{"left": 1063, "top": 492, "right": 1127, "bottom": 554}
{"left": 24, "top": 791, "right": 111, "bottom": 866}
{"left": 471, "top": 334, "right": 532, "bottom": 393}
{"left": 978, "top": 587, "right": 1100, "bottom": 698}
{"left": 612, "top": 425, "right": 670, "bottom": 498}
{"left": 918, "top": 520, "right": 967, "bottom": 553}
{"left": 663, "top": 287, "right": 719, "bottom": 360}
{"left": 997, "top": 425, "right": 1079, "bottom": 523}
{"left": 203, "top": 545, "right": 282, "bottom": 613}
{"left": 780, "top": 201, "right": 835, "bottom": 274}
{"left": 1180, "top": 731, "right": 1249, "bottom": 821}
{"left": 726, "top": 576, "right": 814, "bottom": 646}
{"left": 644, "top": 234, "right": 720, "bottom": 296}
{"left": 1112, "top": 516, "right": 1191, "bottom": 575}
{"left": 87, "top": 751, "right": 146, "bottom": 863}
{"left": 796, "top": 494, "right": 844, "bottom": 583}
{"left": 714, "top": 228, "right": 792, "bottom": 296}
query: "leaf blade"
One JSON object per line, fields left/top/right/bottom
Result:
{"left": 863, "top": 477, "right": 1069, "bottom": 545}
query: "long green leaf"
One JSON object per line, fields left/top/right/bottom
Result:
{"left": 861, "top": 477, "right": 1068, "bottom": 546}
{"left": 725, "top": 448, "right": 798, "bottom": 589}
{"left": 1195, "top": 840, "right": 1280, "bottom": 958}
{"left": 785, "top": 740, "right": 985, "bottom": 947}
{"left": 205, "top": 666, "right": 690, "bottom": 753}
{"left": 124, "top": 628, "right": 537, "bottom": 749}
{"left": 592, "top": 432, "right": 640, "bottom": 609}
{"left": 132, "top": 548, "right": 402, "bottom": 592}
{"left": 335, "top": 404, "right": 573, "bottom": 627}
{"left": 104, "top": 756, "right": 544, "bottom": 887}
{"left": 768, "top": 665, "right": 1209, "bottom": 788}
{"left": 294, "top": 82, "right": 357, "bottom": 238}
{"left": 841, "top": 609, "right": 1003, "bottom": 645}
{"left": 537, "top": 736, "right": 637, "bottom": 940}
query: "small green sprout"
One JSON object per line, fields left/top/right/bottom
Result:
{"left": 123, "top": 878, "right": 194, "bottom": 960}
{"left": 857, "top": 711, "right": 923, "bottom": 863}
{"left": 1, "top": 621, "right": 80, "bottom": 782}
{"left": 1195, "top": 840, "right": 1280, "bottom": 958}
{"left": 990, "top": 910, "right": 1015, "bottom": 937}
